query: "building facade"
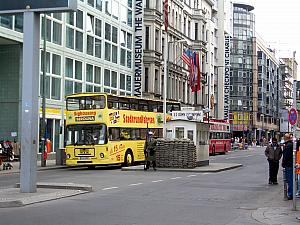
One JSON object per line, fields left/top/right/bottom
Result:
{"left": 0, "top": 0, "right": 228, "bottom": 153}
{"left": 229, "top": 2, "right": 255, "bottom": 139}
{"left": 229, "top": 2, "right": 283, "bottom": 141}
{"left": 253, "top": 37, "right": 280, "bottom": 141}
{"left": 143, "top": 0, "right": 218, "bottom": 117}
{"left": 279, "top": 56, "right": 298, "bottom": 133}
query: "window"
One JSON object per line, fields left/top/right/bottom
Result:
{"left": 66, "top": 27, "right": 74, "bottom": 49}
{"left": 52, "top": 54, "right": 61, "bottom": 75}
{"left": 51, "top": 77, "right": 61, "bottom": 100}
{"left": 104, "top": 69, "right": 110, "bottom": 86}
{"left": 52, "top": 21, "right": 62, "bottom": 45}
{"left": 86, "top": 64, "right": 93, "bottom": 82}
{"left": 145, "top": 67, "right": 149, "bottom": 92}
{"left": 175, "top": 127, "right": 184, "bottom": 139}
{"left": 188, "top": 130, "right": 194, "bottom": 141}
{"left": 111, "top": 71, "right": 117, "bottom": 88}
{"left": 66, "top": 11, "right": 83, "bottom": 52}
{"left": 145, "top": 27, "right": 150, "bottom": 49}
{"left": 75, "top": 61, "right": 82, "bottom": 80}
{"left": 40, "top": 51, "right": 63, "bottom": 100}
{"left": 87, "top": 35, "right": 94, "bottom": 56}
{"left": 120, "top": 73, "right": 126, "bottom": 90}
{"left": 105, "top": 42, "right": 111, "bottom": 61}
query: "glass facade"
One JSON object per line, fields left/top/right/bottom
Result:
{"left": 230, "top": 4, "right": 255, "bottom": 135}
{"left": 0, "top": 0, "right": 134, "bottom": 148}
{"left": 230, "top": 4, "right": 255, "bottom": 112}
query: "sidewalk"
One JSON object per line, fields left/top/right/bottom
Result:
{"left": 250, "top": 183, "right": 300, "bottom": 225}
{"left": 0, "top": 160, "right": 67, "bottom": 175}
{"left": 0, "top": 160, "right": 92, "bottom": 208}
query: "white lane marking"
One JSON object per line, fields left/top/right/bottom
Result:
{"left": 187, "top": 174, "right": 197, "bottom": 177}
{"left": 152, "top": 180, "right": 163, "bottom": 183}
{"left": 202, "top": 173, "right": 210, "bottom": 175}
{"left": 102, "top": 187, "right": 119, "bottom": 191}
{"left": 170, "top": 177, "right": 182, "bottom": 180}
{"left": 226, "top": 154, "right": 254, "bottom": 159}
{"left": 129, "top": 183, "right": 143, "bottom": 186}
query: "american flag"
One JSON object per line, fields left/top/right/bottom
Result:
{"left": 164, "top": 0, "right": 168, "bottom": 32}
{"left": 181, "top": 49, "right": 191, "bottom": 66}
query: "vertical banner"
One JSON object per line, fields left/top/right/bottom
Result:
{"left": 134, "top": 0, "right": 144, "bottom": 97}
{"left": 224, "top": 35, "right": 231, "bottom": 120}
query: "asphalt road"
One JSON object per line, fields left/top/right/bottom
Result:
{"left": 0, "top": 147, "right": 285, "bottom": 225}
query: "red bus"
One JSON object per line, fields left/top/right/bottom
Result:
{"left": 209, "top": 119, "right": 231, "bottom": 155}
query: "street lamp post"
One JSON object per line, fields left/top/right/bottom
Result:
{"left": 260, "top": 114, "right": 264, "bottom": 145}
{"left": 163, "top": 39, "right": 187, "bottom": 138}
{"left": 243, "top": 106, "right": 247, "bottom": 149}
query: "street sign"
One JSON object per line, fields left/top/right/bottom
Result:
{"left": 0, "top": 0, "right": 77, "bottom": 14}
{"left": 288, "top": 108, "right": 298, "bottom": 125}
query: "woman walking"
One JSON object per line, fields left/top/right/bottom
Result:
{"left": 265, "top": 137, "right": 282, "bottom": 184}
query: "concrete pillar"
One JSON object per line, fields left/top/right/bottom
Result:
{"left": 20, "top": 12, "right": 40, "bottom": 193}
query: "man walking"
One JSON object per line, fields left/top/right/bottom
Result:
{"left": 282, "top": 133, "right": 294, "bottom": 200}
{"left": 265, "top": 137, "right": 282, "bottom": 184}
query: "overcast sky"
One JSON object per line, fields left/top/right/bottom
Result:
{"left": 252, "top": 0, "right": 300, "bottom": 78}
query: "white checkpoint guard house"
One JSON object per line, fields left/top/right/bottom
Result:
{"left": 166, "top": 110, "right": 209, "bottom": 166}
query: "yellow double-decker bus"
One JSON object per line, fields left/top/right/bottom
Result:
{"left": 65, "top": 93, "right": 180, "bottom": 168}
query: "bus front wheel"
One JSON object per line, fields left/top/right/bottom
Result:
{"left": 124, "top": 150, "right": 134, "bottom": 167}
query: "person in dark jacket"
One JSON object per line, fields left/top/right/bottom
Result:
{"left": 265, "top": 137, "right": 282, "bottom": 185}
{"left": 282, "top": 133, "right": 294, "bottom": 200}
{"left": 144, "top": 131, "right": 157, "bottom": 171}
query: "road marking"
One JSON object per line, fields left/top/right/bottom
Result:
{"left": 152, "top": 180, "right": 163, "bottom": 183}
{"left": 170, "top": 177, "right": 182, "bottom": 180}
{"left": 129, "top": 183, "right": 143, "bottom": 186}
{"left": 102, "top": 187, "right": 119, "bottom": 191}
{"left": 187, "top": 174, "right": 197, "bottom": 177}
{"left": 202, "top": 173, "right": 210, "bottom": 175}
{"left": 226, "top": 156, "right": 238, "bottom": 159}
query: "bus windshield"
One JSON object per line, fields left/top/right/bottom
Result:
{"left": 66, "top": 124, "right": 107, "bottom": 145}
{"left": 67, "top": 95, "right": 106, "bottom": 110}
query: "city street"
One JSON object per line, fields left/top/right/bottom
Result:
{"left": 0, "top": 147, "right": 293, "bottom": 225}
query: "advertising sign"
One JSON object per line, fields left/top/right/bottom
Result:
{"left": 0, "top": 0, "right": 77, "bottom": 13}
{"left": 224, "top": 35, "right": 230, "bottom": 120}
{"left": 171, "top": 111, "right": 204, "bottom": 122}
{"left": 133, "top": 0, "right": 143, "bottom": 97}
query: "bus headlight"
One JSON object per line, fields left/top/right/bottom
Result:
{"left": 67, "top": 154, "right": 71, "bottom": 159}
{"left": 100, "top": 153, "right": 104, "bottom": 158}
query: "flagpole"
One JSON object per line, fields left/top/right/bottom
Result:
{"left": 163, "top": 0, "right": 168, "bottom": 138}
{"left": 163, "top": 34, "right": 168, "bottom": 138}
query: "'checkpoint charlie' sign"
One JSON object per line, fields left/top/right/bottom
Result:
{"left": 0, "top": 0, "right": 77, "bottom": 14}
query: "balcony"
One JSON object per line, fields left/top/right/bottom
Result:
{"left": 191, "top": 8, "right": 206, "bottom": 21}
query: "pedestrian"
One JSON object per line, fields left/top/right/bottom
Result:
{"left": 252, "top": 138, "right": 256, "bottom": 147}
{"left": 282, "top": 133, "right": 294, "bottom": 200}
{"left": 144, "top": 131, "right": 157, "bottom": 171}
{"left": 265, "top": 137, "right": 282, "bottom": 185}
{"left": 295, "top": 139, "right": 300, "bottom": 197}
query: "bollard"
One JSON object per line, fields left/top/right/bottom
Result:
{"left": 283, "top": 168, "right": 288, "bottom": 200}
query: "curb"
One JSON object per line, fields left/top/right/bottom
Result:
{"left": 0, "top": 183, "right": 93, "bottom": 208}
{"left": 122, "top": 164, "right": 243, "bottom": 173}
{"left": 0, "top": 165, "right": 69, "bottom": 175}
{"left": 0, "top": 189, "right": 89, "bottom": 208}
{"left": 15, "top": 182, "right": 93, "bottom": 192}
